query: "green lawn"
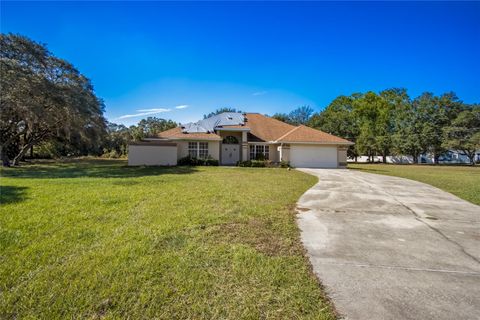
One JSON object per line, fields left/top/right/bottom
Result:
{"left": 348, "top": 163, "right": 480, "bottom": 205}
{"left": 0, "top": 159, "right": 334, "bottom": 319}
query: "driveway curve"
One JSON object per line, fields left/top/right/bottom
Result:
{"left": 296, "top": 169, "right": 480, "bottom": 320}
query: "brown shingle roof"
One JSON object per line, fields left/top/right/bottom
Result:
{"left": 155, "top": 126, "right": 222, "bottom": 141}
{"left": 153, "top": 113, "right": 353, "bottom": 144}
{"left": 244, "top": 113, "right": 296, "bottom": 142}
{"left": 277, "top": 125, "right": 353, "bottom": 144}
{"left": 245, "top": 113, "right": 352, "bottom": 144}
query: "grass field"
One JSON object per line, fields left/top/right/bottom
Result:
{"left": 0, "top": 159, "right": 334, "bottom": 319}
{"left": 348, "top": 163, "right": 480, "bottom": 205}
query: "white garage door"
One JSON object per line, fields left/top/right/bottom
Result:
{"left": 290, "top": 145, "right": 338, "bottom": 168}
{"left": 128, "top": 145, "right": 177, "bottom": 166}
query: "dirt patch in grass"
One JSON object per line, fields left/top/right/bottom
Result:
{"left": 208, "top": 218, "right": 295, "bottom": 256}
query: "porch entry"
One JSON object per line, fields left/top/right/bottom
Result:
{"left": 221, "top": 135, "right": 240, "bottom": 165}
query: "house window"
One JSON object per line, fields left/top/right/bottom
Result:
{"left": 188, "top": 142, "right": 197, "bottom": 158}
{"left": 199, "top": 142, "right": 208, "bottom": 159}
{"left": 188, "top": 142, "right": 209, "bottom": 159}
{"left": 249, "top": 145, "right": 269, "bottom": 160}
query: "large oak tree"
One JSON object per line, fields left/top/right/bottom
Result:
{"left": 0, "top": 33, "right": 106, "bottom": 165}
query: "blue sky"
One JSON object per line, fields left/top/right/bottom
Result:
{"left": 2, "top": 1, "right": 480, "bottom": 126}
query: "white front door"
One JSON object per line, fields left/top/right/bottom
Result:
{"left": 221, "top": 144, "right": 240, "bottom": 165}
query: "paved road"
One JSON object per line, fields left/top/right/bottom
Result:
{"left": 296, "top": 169, "right": 480, "bottom": 320}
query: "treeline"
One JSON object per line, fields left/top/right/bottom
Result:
{"left": 2, "top": 33, "right": 478, "bottom": 166}
{"left": 33, "top": 117, "right": 176, "bottom": 160}
{"left": 0, "top": 33, "right": 176, "bottom": 166}
{"left": 100, "top": 118, "right": 176, "bottom": 158}
{"left": 274, "top": 91, "right": 479, "bottom": 164}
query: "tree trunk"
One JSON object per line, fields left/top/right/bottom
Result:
{"left": 0, "top": 145, "right": 11, "bottom": 167}
{"left": 467, "top": 152, "right": 475, "bottom": 166}
{"left": 12, "top": 141, "right": 35, "bottom": 166}
{"left": 0, "top": 135, "right": 20, "bottom": 167}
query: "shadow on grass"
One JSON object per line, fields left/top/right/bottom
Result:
{"left": 1, "top": 159, "right": 198, "bottom": 179}
{"left": 0, "top": 186, "right": 28, "bottom": 204}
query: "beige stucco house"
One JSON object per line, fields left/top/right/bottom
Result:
{"left": 128, "top": 112, "right": 353, "bottom": 168}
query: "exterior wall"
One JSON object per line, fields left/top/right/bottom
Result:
{"left": 209, "top": 141, "right": 220, "bottom": 160}
{"left": 177, "top": 141, "right": 189, "bottom": 159}
{"left": 241, "top": 131, "right": 248, "bottom": 161}
{"left": 279, "top": 144, "right": 291, "bottom": 162}
{"left": 269, "top": 144, "right": 280, "bottom": 162}
{"left": 128, "top": 145, "right": 177, "bottom": 166}
{"left": 337, "top": 146, "right": 348, "bottom": 167}
{"left": 177, "top": 140, "right": 220, "bottom": 160}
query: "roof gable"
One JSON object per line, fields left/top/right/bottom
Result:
{"left": 244, "top": 113, "right": 296, "bottom": 141}
{"left": 277, "top": 125, "right": 353, "bottom": 144}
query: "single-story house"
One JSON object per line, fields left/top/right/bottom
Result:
{"left": 128, "top": 112, "right": 354, "bottom": 168}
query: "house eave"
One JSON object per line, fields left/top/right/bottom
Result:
{"left": 215, "top": 127, "right": 251, "bottom": 132}
{"left": 129, "top": 141, "right": 177, "bottom": 146}
{"left": 274, "top": 140, "right": 354, "bottom": 145}
{"left": 145, "top": 137, "right": 222, "bottom": 142}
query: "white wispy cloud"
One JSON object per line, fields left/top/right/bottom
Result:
{"left": 117, "top": 108, "right": 171, "bottom": 120}
{"left": 252, "top": 91, "right": 267, "bottom": 96}
{"left": 175, "top": 105, "right": 189, "bottom": 109}
{"left": 136, "top": 108, "right": 171, "bottom": 113}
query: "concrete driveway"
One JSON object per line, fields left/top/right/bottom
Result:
{"left": 296, "top": 169, "right": 480, "bottom": 320}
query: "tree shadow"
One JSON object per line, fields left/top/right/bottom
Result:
{"left": 0, "top": 186, "right": 28, "bottom": 204}
{"left": 1, "top": 159, "right": 198, "bottom": 179}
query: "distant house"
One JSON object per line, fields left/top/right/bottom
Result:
{"left": 128, "top": 112, "right": 353, "bottom": 168}
{"left": 349, "top": 150, "right": 480, "bottom": 164}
